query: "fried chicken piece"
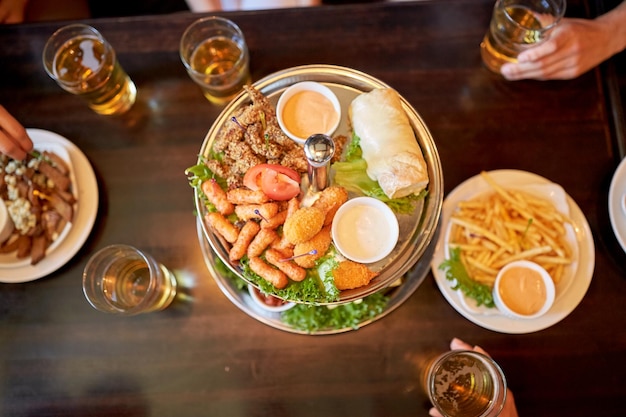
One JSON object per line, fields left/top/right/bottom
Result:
{"left": 312, "top": 186, "right": 348, "bottom": 226}
{"left": 207, "top": 85, "right": 308, "bottom": 189}
{"left": 293, "top": 226, "right": 331, "bottom": 269}
{"left": 332, "top": 260, "right": 379, "bottom": 290}
{"left": 283, "top": 206, "right": 325, "bottom": 245}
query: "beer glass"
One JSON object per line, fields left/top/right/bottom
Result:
{"left": 480, "top": 0, "right": 566, "bottom": 73}
{"left": 425, "top": 350, "right": 507, "bottom": 417}
{"left": 179, "top": 16, "right": 251, "bottom": 105}
{"left": 43, "top": 24, "right": 137, "bottom": 115}
{"left": 82, "top": 244, "right": 177, "bottom": 316}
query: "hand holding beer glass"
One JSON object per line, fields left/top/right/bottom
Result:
{"left": 481, "top": 0, "right": 566, "bottom": 74}
{"left": 42, "top": 24, "right": 137, "bottom": 116}
{"left": 179, "top": 16, "right": 251, "bottom": 105}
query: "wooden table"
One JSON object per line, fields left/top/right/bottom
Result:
{"left": 1, "top": 1, "right": 625, "bottom": 416}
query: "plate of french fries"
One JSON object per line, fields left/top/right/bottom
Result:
{"left": 431, "top": 170, "right": 595, "bottom": 334}
{"left": 0, "top": 129, "right": 98, "bottom": 283}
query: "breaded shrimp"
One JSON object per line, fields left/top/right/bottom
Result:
{"left": 312, "top": 186, "right": 348, "bottom": 226}
{"left": 283, "top": 206, "right": 325, "bottom": 245}
{"left": 332, "top": 260, "right": 378, "bottom": 290}
{"left": 293, "top": 226, "right": 331, "bottom": 268}
{"left": 249, "top": 256, "right": 288, "bottom": 289}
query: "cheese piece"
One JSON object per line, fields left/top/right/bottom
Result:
{"left": 349, "top": 88, "right": 429, "bottom": 199}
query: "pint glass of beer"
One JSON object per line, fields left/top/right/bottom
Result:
{"left": 43, "top": 24, "right": 137, "bottom": 116}
{"left": 82, "top": 245, "right": 177, "bottom": 316}
{"left": 480, "top": 0, "right": 566, "bottom": 74}
{"left": 425, "top": 350, "right": 507, "bottom": 417}
{"left": 179, "top": 16, "right": 251, "bottom": 105}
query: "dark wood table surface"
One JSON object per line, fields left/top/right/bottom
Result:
{"left": 1, "top": 1, "right": 626, "bottom": 416}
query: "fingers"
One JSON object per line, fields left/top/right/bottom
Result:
{"left": 0, "top": 105, "right": 33, "bottom": 160}
{"left": 450, "top": 337, "right": 490, "bottom": 356}
{"left": 428, "top": 407, "right": 443, "bottom": 417}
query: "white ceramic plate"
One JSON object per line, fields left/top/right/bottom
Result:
{"left": 430, "top": 170, "right": 595, "bottom": 334}
{"left": 608, "top": 157, "right": 626, "bottom": 253}
{"left": 0, "top": 129, "right": 98, "bottom": 283}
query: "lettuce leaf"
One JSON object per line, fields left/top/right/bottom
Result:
{"left": 332, "top": 133, "right": 425, "bottom": 215}
{"left": 438, "top": 247, "right": 495, "bottom": 308}
{"left": 281, "top": 292, "right": 389, "bottom": 333}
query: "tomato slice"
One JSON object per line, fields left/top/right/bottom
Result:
{"left": 261, "top": 169, "right": 301, "bottom": 200}
{"left": 243, "top": 164, "right": 301, "bottom": 200}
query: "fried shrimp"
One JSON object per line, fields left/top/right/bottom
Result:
{"left": 293, "top": 226, "right": 331, "bottom": 268}
{"left": 312, "top": 186, "right": 348, "bottom": 226}
{"left": 283, "top": 206, "right": 325, "bottom": 245}
{"left": 332, "top": 260, "right": 378, "bottom": 290}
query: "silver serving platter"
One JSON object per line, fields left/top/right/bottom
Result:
{"left": 195, "top": 64, "right": 443, "bottom": 305}
{"left": 197, "top": 217, "right": 438, "bottom": 335}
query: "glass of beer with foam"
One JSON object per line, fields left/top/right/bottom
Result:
{"left": 179, "top": 16, "right": 251, "bottom": 105}
{"left": 425, "top": 350, "right": 507, "bottom": 417}
{"left": 481, "top": 0, "right": 566, "bottom": 74}
{"left": 43, "top": 24, "right": 137, "bottom": 116}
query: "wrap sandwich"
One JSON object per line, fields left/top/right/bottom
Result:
{"left": 349, "top": 88, "right": 429, "bottom": 199}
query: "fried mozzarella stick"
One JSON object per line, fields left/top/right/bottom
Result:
{"left": 229, "top": 220, "right": 261, "bottom": 262}
{"left": 235, "top": 202, "right": 279, "bottom": 221}
{"left": 202, "top": 179, "right": 234, "bottom": 215}
{"left": 205, "top": 212, "right": 239, "bottom": 243}
{"left": 265, "top": 248, "right": 307, "bottom": 282}
{"left": 249, "top": 256, "right": 288, "bottom": 289}
{"left": 247, "top": 228, "right": 279, "bottom": 258}
{"left": 226, "top": 188, "right": 269, "bottom": 205}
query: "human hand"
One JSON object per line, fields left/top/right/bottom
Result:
{"left": 0, "top": 105, "right": 33, "bottom": 160}
{"left": 428, "top": 338, "right": 519, "bottom": 417}
{"left": 0, "top": 0, "right": 28, "bottom": 24}
{"left": 500, "top": 1, "right": 626, "bottom": 81}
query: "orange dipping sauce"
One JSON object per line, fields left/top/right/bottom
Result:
{"left": 497, "top": 266, "right": 547, "bottom": 316}
{"left": 281, "top": 90, "right": 339, "bottom": 139}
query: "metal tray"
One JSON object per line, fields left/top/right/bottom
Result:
{"left": 195, "top": 64, "right": 443, "bottom": 304}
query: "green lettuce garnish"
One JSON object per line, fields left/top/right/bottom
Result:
{"left": 438, "top": 247, "right": 495, "bottom": 308}
{"left": 332, "top": 133, "right": 425, "bottom": 214}
{"left": 239, "top": 251, "right": 341, "bottom": 304}
{"left": 282, "top": 292, "right": 389, "bottom": 333}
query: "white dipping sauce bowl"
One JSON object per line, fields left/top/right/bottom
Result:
{"left": 276, "top": 81, "right": 341, "bottom": 145}
{"left": 493, "top": 260, "right": 555, "bottom": 320}
{"left": 0, "top": 199, "right": 14, "bottom": 244}
{"left": 331, "top": 196, "right": 399, "bottom": 264}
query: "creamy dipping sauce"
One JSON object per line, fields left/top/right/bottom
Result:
{"left": 497, "top": 266, "right": 547, "bottom": 316}
{"left": 334, "top": 204, "right": 391, "bottom": 261}
{"left": 282, "top": 90, "right": 339, "bottom": 139}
